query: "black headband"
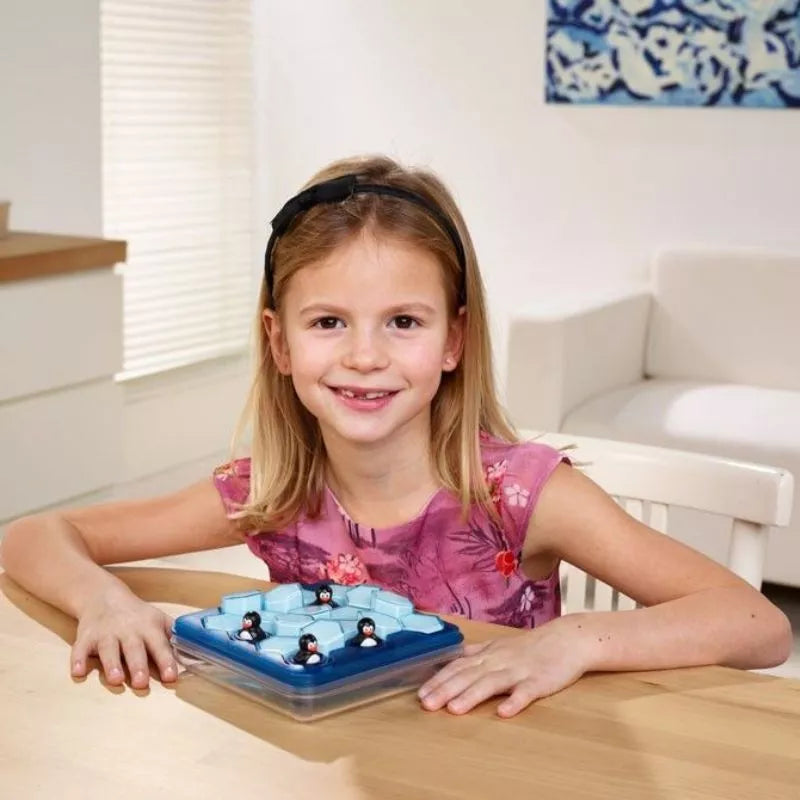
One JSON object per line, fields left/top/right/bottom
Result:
{"left": 264, "top": 174, "right": 467, "bottom": 309}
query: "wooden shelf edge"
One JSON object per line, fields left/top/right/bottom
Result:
{"left": 0, "top": 231, "right": 127, "bottom": 284}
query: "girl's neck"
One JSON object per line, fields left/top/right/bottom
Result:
{"left": 323, "top": 426, "right": 441, "bottom": 529}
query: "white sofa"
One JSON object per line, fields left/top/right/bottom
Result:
{"left": 506, "top": 251, "right": 800, "bottom": 587}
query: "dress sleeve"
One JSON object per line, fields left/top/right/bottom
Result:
{"left": 497, "top": 441, "right": 570, "bottom": 554}
{"left": 211, "top": 457, "right": 252, "bottom": 517}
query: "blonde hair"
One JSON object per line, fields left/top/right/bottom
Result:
{"left": 232, "top": 155, "right": 517, "bottom": 531}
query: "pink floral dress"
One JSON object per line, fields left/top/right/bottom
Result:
{"left": 212, "top": 436, "right": 569, "bottom": 628}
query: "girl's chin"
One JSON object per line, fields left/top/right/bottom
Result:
{"left": 317, "top": 416, "right": 422, "bottom": 448}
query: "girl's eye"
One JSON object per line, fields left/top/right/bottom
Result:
{"left": 313, "top": 317, "right": 344, "bottom": 330}
{"left": 390, "top": 315, "right": 419, "bottom": 330}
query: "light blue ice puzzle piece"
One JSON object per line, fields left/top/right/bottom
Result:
{"left": 257, "top": 611, "right": 279, "bottom": 634}
{"left": 202, "top": 613, "right": 244, "bottom": 633}
{"left": 329, "top": 606, "right": 362, "bottom": 636}
{"left": 329, "top": 606, "right": 361, "bottom": 621}
{"left": 273, "top": 613, "right": 314, "bottom": 637}
{"left": 300, "top": 588, "right": 317, "bottom": 606}
{"left": 264, "top": 583, "right": 304, "bottom": 613}
{"left": 330, "top": 606, "right": 360, "bottom": 622}
{"left": 304, "top": 620, "right": 346, "bottom": 653}
{"left": 220, "top": 590, "right": 266, "bottom": 616}
{"left": 299, "top": 605, "right": 333, "bottom": 619}
{"left": 256, "top": 635, "right": 300, "bottom": 662}
{"left": 346, "top": 584, "right": 380, "bottom": 609}
{"left": 331, "top": 584, "right": 349, "bottom": 605}
{"left": 363, "top": 611, "right": 403, "bottom": 638}
{"left": 401, "top": 612, "right": 443, "bottom": 634}
{"left": 335, "top": 618, "right": 360, "bottom": 637}
{"left": 373, "top": 590, "right": 414, "bottom": 619}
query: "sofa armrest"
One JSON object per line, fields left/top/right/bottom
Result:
{"left": 505, "top": 290, "right": 651, "bottom": 431}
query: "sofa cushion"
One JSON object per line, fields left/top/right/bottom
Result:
{"left": 561, "top": 378, "right": 800, "bottom": 585}
{"left": 646, "top": 251, "right": 800, "bottom": 391}
{"left": 563, "top": 379, "right": 800, "bottom": 471}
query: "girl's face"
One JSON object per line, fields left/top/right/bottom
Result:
{"left": 264, "top": 231, "right": 463, "bottom": 450}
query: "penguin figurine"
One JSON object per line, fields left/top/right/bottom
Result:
{"left": 292, "top": 633, "right": 323, "bottom": 666}
{"left": 235, "top": 611, "right": 267, "bottom": 643}
{"left": 348, "top": 617, "right": 382, "bottom": 648}
{"left": 312, "top": 583, "right": 339, "bottom": 608}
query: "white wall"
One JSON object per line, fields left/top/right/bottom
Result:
{"left": 254, "top": 0, "right": 800, "bottom": 391}
{"left": 0, "top": 0, "right": 103, "bottom": 236}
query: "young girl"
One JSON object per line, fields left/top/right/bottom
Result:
{"left": 1, "top": 156, "right": 791, "bottom": 718}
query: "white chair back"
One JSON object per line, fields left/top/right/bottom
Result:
{"left": 525, "top": 431, "right": 794, "bottom": 613}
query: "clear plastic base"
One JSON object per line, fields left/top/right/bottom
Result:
{"left": 174, "top": 639, "right": 463, "bottom": 722}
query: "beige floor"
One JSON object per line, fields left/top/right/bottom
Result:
{"left": 157, "top": 545, "right": 800, "bottom": 680}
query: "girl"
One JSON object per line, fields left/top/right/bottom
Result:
{"left": 1, "top": 156, "right": 791, "bottom": 718}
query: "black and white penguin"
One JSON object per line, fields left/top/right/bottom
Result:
{"left": 293, "top": 633, "right": 323, "bottom": 665}
{"left": 313, "top": 584, "right": 339, "bottom": 608}
{"left": 236, "top": 610, "right": 267, "bottom": 643}
{"left": 348, "top": 617, "right": 382, "bottom": 648}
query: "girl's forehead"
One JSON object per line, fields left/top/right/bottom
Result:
{"left": 285, "top": 233, "right": 448, "bottom": 305}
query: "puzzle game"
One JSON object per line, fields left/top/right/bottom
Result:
{"left": 172, "top": 581, "right": 464, "bottom": 720}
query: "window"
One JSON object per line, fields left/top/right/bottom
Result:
{"left": 101, "top": 0, "right": 255, "bottom": 379}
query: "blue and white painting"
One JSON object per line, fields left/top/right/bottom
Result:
{"left": 546, "top": 1, "right": 800, "bottom": 107}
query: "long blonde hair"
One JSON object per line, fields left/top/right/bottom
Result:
{"left": 232, "top": 155, "right": 516, "bottom": 531}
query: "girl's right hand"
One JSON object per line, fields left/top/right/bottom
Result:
{"left": 70, "top": 582, "right": 178, "bottom": 690}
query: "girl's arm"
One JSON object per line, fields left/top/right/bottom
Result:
{"left": 0, "top": 479, "right": 243, "bottom": 688}
{"left": 419, "top": 464, "right": 792, "bottom": 717}
{"left": 529, "top": 464, "right": 792, "bottom": 672}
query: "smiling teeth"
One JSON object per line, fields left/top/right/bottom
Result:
{"left": 340, "top": 389, "right": 389, "bottom": 399}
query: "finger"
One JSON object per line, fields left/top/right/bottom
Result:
{"left": 418, "top": 655, "right": 485, "bottom": 699}
{"left": 97, "top": 637, "right": 125, "bottom": 685}
{"left": 144, "top": 627, "right": 178, "bottom": 683}
{"left": 70, "top": 637, "right": 93, "bottom": 678}
{"left": 497, "top": 679, "right": 542, "bottom": 718}
{"left": 420, "top": 663, "right": 495, "bottom": 711}
{"left": 120, "top": 637, "right": 151, "bottom": 689}
{"left": 462, "top": 640, "right": 492, "bottom": 657}
{"left": 446, "top": 670, "right": 516, "bottom": 715}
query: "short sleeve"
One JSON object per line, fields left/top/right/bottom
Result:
{"left": 486, "top": 441, "right": 570, "bottom": 554}
{"left": 212, "top": 457, "right": 252, "bottom": 517}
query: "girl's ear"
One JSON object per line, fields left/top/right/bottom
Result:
{"left": 262, "top": 310, "right": 292, "bottom": 375}
{"left": 442, "top": 306, "right": 466, "bottom": 372}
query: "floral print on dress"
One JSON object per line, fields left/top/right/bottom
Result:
{"left": 495, "top": 550, "right": 517, "bottom": 578}
{"left": 486, "top": 459, "right": 508, "bottom": 482}
{"left": 449, "top": 518, "right": 518, "bottom": 578}
{"left": 504, "top": 484, "right": 530, "bottom": 507}
{"left": 484, "top": 458, "right": 508, "bottom": 516}
{"left": 320, "top": 552, "right": 368, "bottom": 585}
{"left": 249, "top": 532, "right": 333, "bottom": 584}
{"left": 213, "top": 462, "right": 232, "bottom": 480}
{"left": 485, "top": 580, "right": 549, "bottom": 629}
{"left": 211, "top": 458, "right": 251, "bottom": 515}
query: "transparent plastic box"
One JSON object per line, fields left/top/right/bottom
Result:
{"left": 171, "top": 581, "right": 464, "bottom": 722}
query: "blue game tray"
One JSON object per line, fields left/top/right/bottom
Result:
{"left": 172, "top": 581, "right": 463, "bottom": 721}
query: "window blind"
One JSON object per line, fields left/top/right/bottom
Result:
{"left": 101, "top": 0, "right": 255, "bottom": 379}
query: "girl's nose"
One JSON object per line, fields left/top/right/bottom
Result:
{"left": 341, "top": 330, "right": 390, "bottom": 372}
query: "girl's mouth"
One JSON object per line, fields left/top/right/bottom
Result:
{"left": 329, "top": 386, "right": 399, "bottom": 410}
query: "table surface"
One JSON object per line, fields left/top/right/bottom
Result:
{"left": 2, "top": 566, "right": 799, "bottom": 800}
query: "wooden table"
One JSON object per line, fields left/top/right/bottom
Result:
{"left": 2, "top": 567, "right": 799, "bottom": 800}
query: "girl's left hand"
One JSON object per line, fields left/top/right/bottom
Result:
{"left": 417, "top": 619, "right": 591, "bottom": 718}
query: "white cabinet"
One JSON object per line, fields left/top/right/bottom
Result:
{"left": 0, "top": 233, "right": 125, "bottom": 522}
